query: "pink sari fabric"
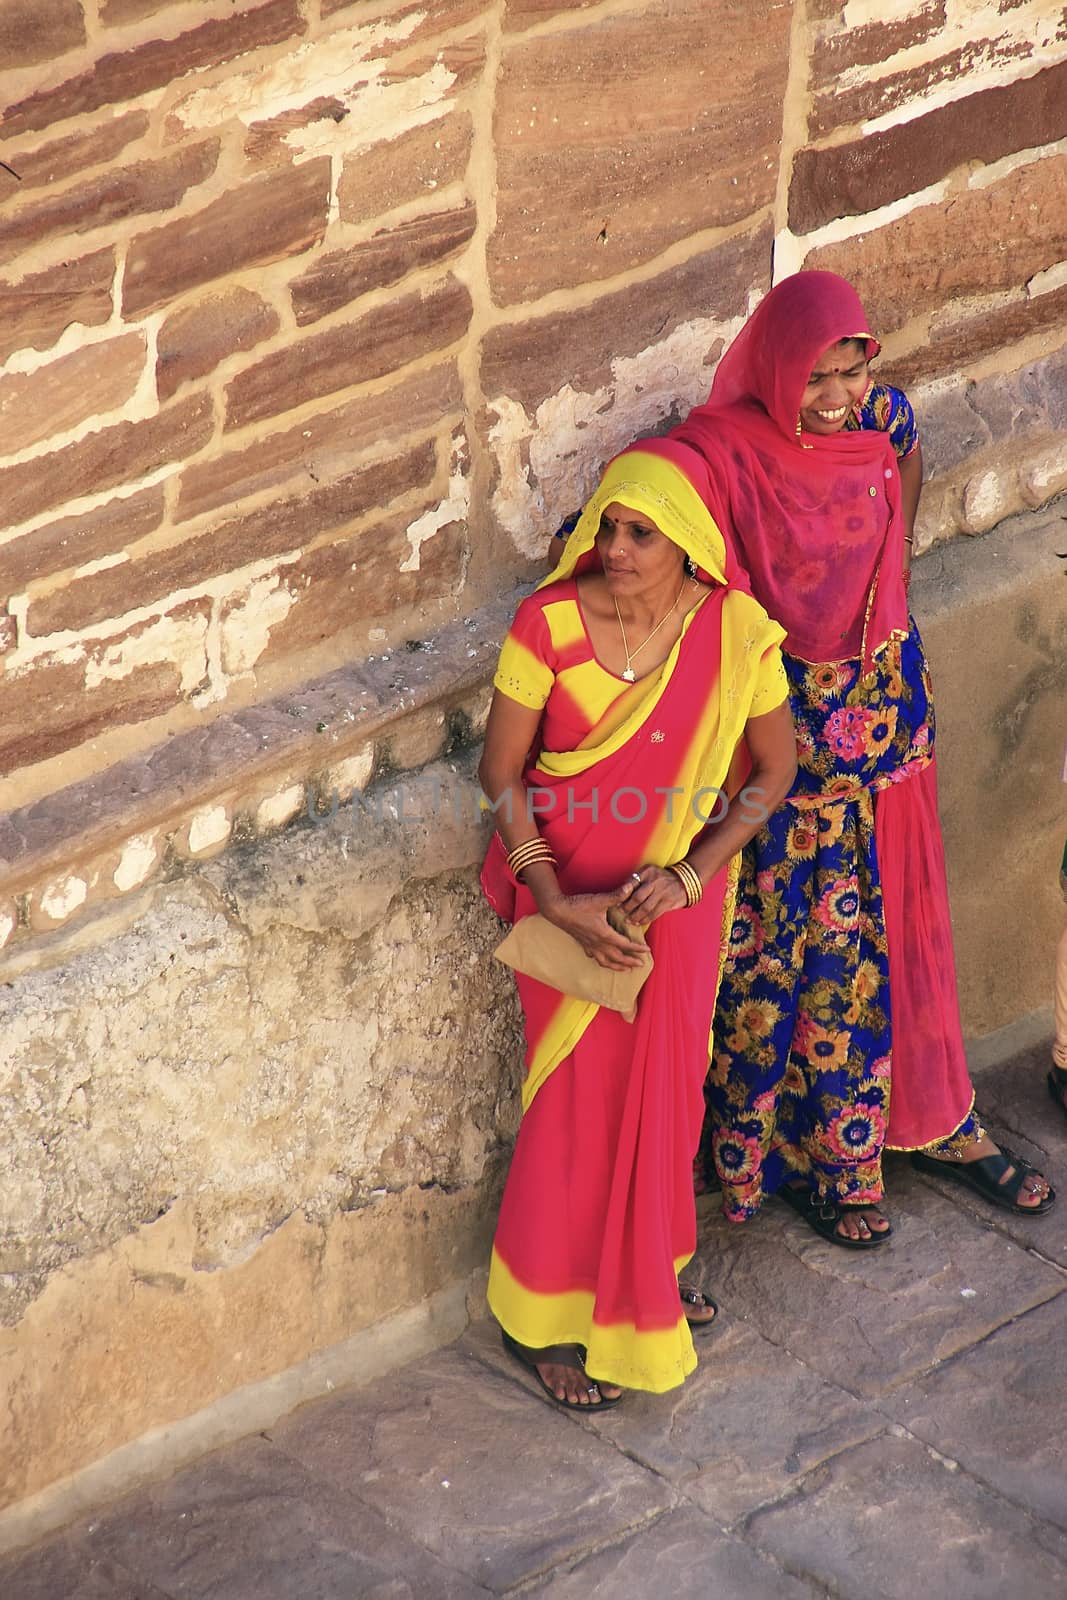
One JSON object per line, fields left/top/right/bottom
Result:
{"left": 677, "top": 270, "right": 974, "bottom": 1152}
{"left": 675, "top": 271, "right": 908, "bottom": 674}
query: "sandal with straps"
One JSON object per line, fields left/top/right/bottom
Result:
{"left": 778, "top": 1182, "right": 892, "bottom": 1250}
{"left": 1047, "top": 1064, "right": 1067, "bottom": 1123}
{"left": 679, "top": 1283, "right": 719, "bottom": 1333}
{"left": 910, "top": 1146, "right": 1056, "bottom": 1215}
{"left": 500, "top": 1329, "right": 623, "bottom": 1410}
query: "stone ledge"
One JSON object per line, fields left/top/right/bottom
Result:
{"left": 0, "top": 587, "right": 526, "bottom": 962}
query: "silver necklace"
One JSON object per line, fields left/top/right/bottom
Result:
{"left": 613, "top": 577, "right": 688, "bottom": 682}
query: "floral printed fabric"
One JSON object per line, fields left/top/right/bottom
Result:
{"left": 702, "top": 621, "right": 979, "bottom": 1217}
{"left": 845, "top": 382, "right": 918, "bottom": 460}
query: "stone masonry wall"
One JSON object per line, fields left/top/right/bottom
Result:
{"left": 1, "top": 0, "right": 1066, "bottom": 1534}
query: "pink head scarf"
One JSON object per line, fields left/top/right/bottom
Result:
{"left": 673, "top": 271, "right": 907, "bottom": 670}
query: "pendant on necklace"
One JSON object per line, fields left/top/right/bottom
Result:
{"left": 622, "top": 667, "right": 636, "bottom": 682}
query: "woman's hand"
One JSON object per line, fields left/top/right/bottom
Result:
{"left": 623, "top": 865, "right": 688, "bottom": 928}
{"left": 538, "top": 882, "right": 649, "bottom": 970}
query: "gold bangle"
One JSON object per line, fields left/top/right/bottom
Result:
{"left": 506, "top": 838, "right": 557, "bottom": 881}
{"left": 667, "top": 859, "right": 703, "bottom": 907}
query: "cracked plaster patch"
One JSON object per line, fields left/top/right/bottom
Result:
{"left": 85, "top": 611, "right": 209, "bottom": 694}
{"left": 188, "top": 806, "right": 231, "bottom": 854}
{"left": 488, "top": 317, "right": 736, "bottom": 559}
{"left": 400, "top": 435, "right": 469, "bottom": 573}
{"left": 114, "top": 833, "right": 160, "bottom": 893}
{"left": 221, "top": 576, "right": 296, "bottom": 676}
{"left": 40, "top": 875, "right": 88, "bottom": 921}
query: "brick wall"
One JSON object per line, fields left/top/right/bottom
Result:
{"left": 0, "top": 0, "right": 1064, "bottom": 949}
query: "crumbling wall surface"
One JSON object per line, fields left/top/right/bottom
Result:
{"left": 0, "top": 756, "right": 520, "bottom": 1511}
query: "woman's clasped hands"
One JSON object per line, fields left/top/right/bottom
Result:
{"left": 532, "top": 865, "right": 689, "bottom": 970}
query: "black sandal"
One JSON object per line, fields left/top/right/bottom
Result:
{"left": 910, "top": 1146, "right": 1056, "bottom": 1215}
{"left": 679, "top": 1284, "right": 719, "bottom": 1333}
{"left": 778, "top": 1182, "right": 892, "bottom": 1250}
{"left": 1047, "top": 1064, "right": 1067, "bottom": 1123}
{"left": 500, "top": 1329, "right": 623, "bottom": 1410}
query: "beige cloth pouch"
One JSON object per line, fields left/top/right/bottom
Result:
{"left": 493, "top": 908, "right": 653, "bottom": 1022}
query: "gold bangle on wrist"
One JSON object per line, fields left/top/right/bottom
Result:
{"left": 506, "top": 838, "right": 557, "bottom": 882}
{"left": 667, "top": 858, "right": 703, "bottom": 907}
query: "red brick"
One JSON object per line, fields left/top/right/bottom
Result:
{"left": 123, "top": 156, "right": 330, "bottom": 317}
{"left": 0, "top": 112, "right": 149, "bottom": 194}
{"left": 224, "top": 276, "right": 472, "bottom": 431}
{"left": 0, "top": 332, "right": 147, "bottom": 459}
{"left": 0, "top": 604, "right": 209, "bottom": 772}
{"left": 337, "top": 112, "right": 472, "bottom": 227}
{"left": 0, "top": 250, "right": 113, "bottom": 364}
{"left": 4, "top": 487, "right": 165, "bottom": 595}
{"left": 291, "top": 204, "right": 477, "bottom": 326}
{"left": 481, "top": 223, "right": 771, "bottom": 412}
{"left": 176, "top": 361, "right": 462, "bottom": 521}
{"left": 811, "top": 37, "right": 1030, "bottom": 137}
{"left": 30, "top": 442, "right": 438, "bottom": 634}
{"left": 489, "top": 0, "right": 792, "bottom": 303}
{"left": 806, "top": 155, "right": 1067, "bottom": 336}
{"left": 811, "top": 2, "right": 946, "bottom": 86}
{"left": 234, "top": 510, "right": 466, "bottom": 669}
{"left": 0, "top": 0, "right": 84, "bottom": 69}
{"left": 790, "top": 57, "right": 1067, "bottom": 233}
{"left": 1, "top": 0, "right": 304, "bottom": 141}
{"left": 244, "top": 97, "right": 350, "bottom": 169}
{"left": 0, "top": 140, "right": 219, "bottom": 268}
{"left": 156, "top": 287, "right": 280, "bottom": 402}
{"left": 0, "top": 392, "right": 212, "bottom": 531}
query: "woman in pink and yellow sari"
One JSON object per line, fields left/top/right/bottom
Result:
{"left": 479, "top": 441, "right": 797, "bottom": 1408}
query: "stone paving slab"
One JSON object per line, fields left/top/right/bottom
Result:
{"left": 522, "top": 1505, "right": 827, "bottom": 1598}
{"left": 745, "top": 1431, "right": 1067, "bottom": 1599}
{"left": 530, "top": 1314, "right": 882, "bottom": 1528}
{"left": 89, "top": 1434, "right": 493, "bottom": 1600}
{"left": 693, "top": 1160, "right": 1065, "bottom": 1398}
{"left": 0, "top": 1531, "right": 171, "bottom": 1600}
{"left": 882, "top": 1295, "right": 1067, "bottom": 1534}
{"left": 267, "top": 1342, "right": 673, "bottom": 1594}
{"left": 914, "top": 1039, "right": 1067, "bottom": 1266}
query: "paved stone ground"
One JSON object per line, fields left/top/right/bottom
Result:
{"left": 6, "top": 1033, "right": 1067, "bottom": 1599}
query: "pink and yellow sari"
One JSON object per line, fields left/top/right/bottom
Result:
{"left": 482, "top": 445, "right": 786, "bottom": 1392}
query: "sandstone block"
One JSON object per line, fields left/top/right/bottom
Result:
{"left": 123, "top": 156, "right": 329, "bottom": 318}
{"left": 481, "top": 224, "right": 768, "bottom": 413}
{"left": 235, "top": 505, "right": 465, "bottom": 673}
{"left": 0, "top": 332, "right": 147, "bottom": 460}
{"left": 176, "top": 360, "right": 461, "bottom": 521}
{"left": 156, "top": 286, "right": 280, "bottom": 403}
{"left": 811, "top": 0, "right": 946, "bottom": 85}
{"left": 243, "top": 96, "right": 350, "bottom": 169}
{"left": 961, "top": 466, "right": 1015, "bottom": 534}
{"left": 1, "top": 111, "right": 149, "bottom": 194}
{"left": 489, "top": 0, "right": 791, "bottom": 303}
{"left": 790, "top": 57, "right": 1067, "bottom": 234}
{"left": 224, "top": 276, "right": 472, "bottom": 431}
{"left": 320, "top": 0, "right": 486, "bottom": 36}
{"left": 503, "top": 0, "right": 606, "bottom": 24}
{"left": 291, "top": 204, "right": 477, "bottom": 326}
{"left": 0, "top": 613, "right": 15, "bottom": 653}
{"left": 881, "top": 282, "right": 1067, "bottom": 391}
{"left": 910, "top": 385, "right": 989, "bottom": 480}
{"left": 0, "top": 0, "right": 84, "bottom": 69}
{"left": 337, "top": 113, "right": 472, "bottom": 227}
{"left": 7, "top": 486, "right": 165, "bottom": 598}
{"left": 0, "top": 140, "right": 220, "bottom": 268}
{"left": 1020, "top": 440, "right": 1067, "bottom": 508}
{"left": 32, "top": 443, "right": 438, "bottom": 635}
{"left": 0, "top": 249, "right": 113, "bottom": 363}
{"left": 100, "top": 0, "right": 189, "bottom": 22}
{"left": 0, "top": 610, "right": 208, "bottom": 772}
{"left": 0, "top": 391, "right": 212, "bottom": 534}
{"left": 1, "top": 0, "right": 305, "bottom": 141}
{"left": 806, "top": 155, "right": 1067, "bottom": 336}
{"left": 812, "top": 38, "right": 1032, "bottom": 139}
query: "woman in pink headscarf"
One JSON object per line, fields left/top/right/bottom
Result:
{"left": 672, "top": 270, "right": 1054, "bottom": 1243}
